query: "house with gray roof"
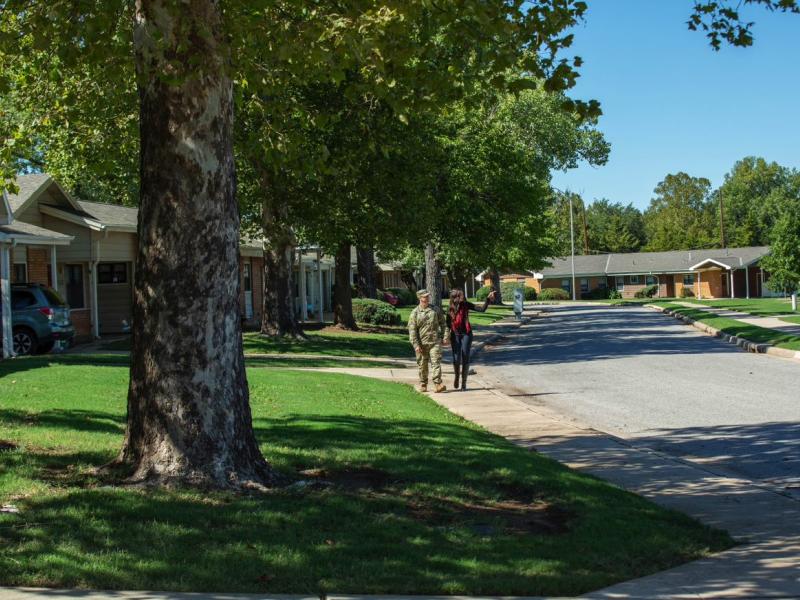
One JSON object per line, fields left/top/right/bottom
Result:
{"left": 2, "top": 173, "right": 334, "bottom": 347}
{"left": 526, "top": 247, "right": 774, "bottom": 299}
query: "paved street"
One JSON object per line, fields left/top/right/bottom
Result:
{"left": 479, "top": 304, "right": 800, "bottom": 496}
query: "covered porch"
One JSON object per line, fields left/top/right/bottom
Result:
{"left": 689, "top": 258, "right": 765, "bottom": 299}
{"left": 1, "top": 190, "right": 74, "bottom": 358}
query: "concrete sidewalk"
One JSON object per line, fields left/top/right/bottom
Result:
{"left": 676, "top": 301, "right": 800, "bottom": 336}
{"left": 313, "top": 336, "right": 800, "bottom": 597}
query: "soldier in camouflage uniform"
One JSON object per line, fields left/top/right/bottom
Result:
{"left": 408, "top": 289, "right": 447, "bottom": 393}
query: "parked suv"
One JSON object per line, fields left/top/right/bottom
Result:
{"left": 0, "top": 283, "right": 75, "bottom": 355}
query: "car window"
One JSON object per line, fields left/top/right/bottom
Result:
{"left": 42, "top": 287, "right": 67, "bottom": 306}
{"left": 11, "top": 291, "right": 37, "bottom": 310}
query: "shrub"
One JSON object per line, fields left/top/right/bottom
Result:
{"left": 475, "top": 285, "right": 495, "bottom": 302}
{"left": 587, "top": 287, "right": 610, "bottom": 300}
{"left": 539, "top": 288, "right": 570, "bottom": 301}
{"left": 608, "top": 288, "right": 622, "bottom": 300}
{"left": 634, "top": 284, "right": 659, "bottom": 299}
{"left": 500, "top": 282, "right": 538, "bottom": 301}
{"left": 352, "top": 298, "right": 402, "bottom": 325}
{"left": 388, "top": 287, "right": 416, "bottom": 307}
{"left": 680, "top": 286, "right": 695, "bottom": 298}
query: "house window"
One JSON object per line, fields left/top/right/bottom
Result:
{"left": 11, "top": 290, "right": 37, "bottom": 310}
{"left": 580, "top": 278, "right": 589, "bottom": 293}
{"left": 645, "top": 275, "right": 657, "bottom": 286}
{"left": 13, "top": 263, "right": 27, "bottom": 283}
{"left": 597, "top": 279, "right": 607, "bottom": 289}
{"left": 561, "top": 279, "right": 571, "bottom": 293}
{"left": 65, "top": 264, "right": 85, "bottom": 309}
{"left": 683, "top": 274, "right": 695, "bottom": 286}
{"left": 98, "top": 262, "right": 128, "bottom": 284}
{"left": 629, "top": 275, "right": 640, "bottom": 284}
{"left": 615, "top": 276, "right": 624, "bottom": 291}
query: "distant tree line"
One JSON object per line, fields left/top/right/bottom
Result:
{"left": 549, "top": 156, "right": 800, "bottom": 256}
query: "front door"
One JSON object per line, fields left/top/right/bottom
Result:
{"left": 243, "top": 263, "right": 253, "bottom": 319}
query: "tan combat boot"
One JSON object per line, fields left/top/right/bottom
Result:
{"left": 418, "top": 383, "right": 428, "bottom": 392}
{"left": 434, "top": 383, "right": 447, "bottom": 393}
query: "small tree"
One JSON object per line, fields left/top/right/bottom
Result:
{"left": 762, "top": 208, "right": 800, "bottom": 301}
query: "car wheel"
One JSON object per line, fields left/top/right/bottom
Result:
{"left": 12, "top": 327, "right": 38, "bottom": 356}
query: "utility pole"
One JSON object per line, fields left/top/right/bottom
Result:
{"left": 719, "top": 191, "right": 727, "bottom": 248}
{"left": 581, "top": 201, "right": 590, "bottom": 254}
{"left": 569, "top": 194, "right": 576, "bottom": 301}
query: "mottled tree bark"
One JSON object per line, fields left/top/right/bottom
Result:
{"left": 333, "top": 241, "right": 357, "bottom": 329}
{"left": 116, "top": 0, "right": 274, "bottom": 488}
{"left": 488, "top": 267, "right": 503, "bottom": 304}
{"left": 424, "top": 241, "right": 443, "bottom": 303}
{"left": 356, "top": 246, "right": 377, "bottom": 298}
{"left": 400, "top": 270, "right": 418, "bottom": 292}
{"left": 447, "top": 267, "right": 467, "bottom": 294}
{"left": 260, "top": 192, "right": 301, "bottom": 338}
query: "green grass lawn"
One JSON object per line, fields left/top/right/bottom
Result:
{"left": 690, "top": 297, "right": 796, "bottom": 316}
{"left": 0, "top": 358, "right": 731, "bottom": 596}
{"left": 659, "top": 303, "right": 800, "bottom": 351}
{"left": 97, "top": 304, "right": 514, "bottom": 357}
{"left": 780, "top": 315, "right": 800, "bottom": 325}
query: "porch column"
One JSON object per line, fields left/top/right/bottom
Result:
{"left": 729, "top": 268, "right": 735, "bottom": 299}
{"left": 760, "top": 268, "right": 765, "bottom": 298}
{"left": 745, "top": 266, "right": 750, "bottom": 299}
{"left": 697, "top": 271, "right": 702, "bottom": 299}
{"left": 299, "top": 256, "right": 307, "bottom": 322}
{"left": 1, "top": 243, "right": 13, "bottom": 358}
{"left": 50, "top": 245, "right": 58, "bottom": 290}
{"left": 91, "top": 240, "right": 100, "bottom": 338}
{"left": 316, "top": 248, "right": 323, "bottom": 323}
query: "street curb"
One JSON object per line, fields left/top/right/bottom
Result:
{"left": 469, "top": 313, "right": 535, "bottom": 358}
{"left": 645, "top": 304, "right": 800, "bottom": 363}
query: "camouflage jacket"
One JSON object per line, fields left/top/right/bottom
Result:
{"left": 408, "top": 305, "right": 446, "bottom": 348}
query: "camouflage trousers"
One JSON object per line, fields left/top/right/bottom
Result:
{"left": 416, "top": 343, "right": 443, "bottom": 385}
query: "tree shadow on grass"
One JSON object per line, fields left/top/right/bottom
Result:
{"left": 0, "top": 414, "right": 730, "bottom": 597}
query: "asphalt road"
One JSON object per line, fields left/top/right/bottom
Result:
{"left": 479, "top": 304, "right": 800, "bottom": 496}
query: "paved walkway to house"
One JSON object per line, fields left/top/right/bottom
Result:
{"left": 676, "top": 301, "right": 800, "bottom": 336}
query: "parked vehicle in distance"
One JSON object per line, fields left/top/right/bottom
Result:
{"left": 0, "top": 283, "right": 75, "bottom": 356}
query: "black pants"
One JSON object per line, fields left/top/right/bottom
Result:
{"left": 450, "top": 331, "right": 473, "bottom": 365}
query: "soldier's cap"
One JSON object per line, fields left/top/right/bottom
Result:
{"left": 416, "top": 289, "right": 431, "bottom": 299}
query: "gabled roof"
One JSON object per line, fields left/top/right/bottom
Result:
{"left": 6, "top": 173, "right": 83, "bottom": 216}
{"left": 1, "top": 189, "right": 11, "bottom": 225}
{"left": 536, "top": 246, "right": 771, "bottom": 277}
{"left": 77, "top": 200, "right": 138, "bottom": 231}
{"left": 0, "top": 220, "right": 74, "bottom": 245}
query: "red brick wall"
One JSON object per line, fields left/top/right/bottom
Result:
{"left": 27, "top": 248, "right": 50, "bottom": 286}
{"left": 251, "top": 256, "right": 264, "bottom": 325}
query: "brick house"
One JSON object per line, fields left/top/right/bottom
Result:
{"left": 519, "top": 247, "right": 774, "bottom": 299}
{"left": 2, "top": 174, "right": 334, "bottom": 344}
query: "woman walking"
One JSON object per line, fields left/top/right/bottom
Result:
{"left": 446, "top": 288, "right": 496, "bottom": 391}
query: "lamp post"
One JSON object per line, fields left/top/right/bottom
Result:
{"left": 569, "top": 194, "right": 576, "bottom": 301}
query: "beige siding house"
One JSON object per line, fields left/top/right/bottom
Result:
{"left": 5, "top": 173, "right": 335, "bottom": 343}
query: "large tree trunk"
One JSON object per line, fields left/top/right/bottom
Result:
{"left": 356, "top": 246, "right": 377, "bottom": 299}
{"left": 446, "top": 266, "right": 468, "bottom": 294}
{"left": 116, "top": 0, "right": 273, "bottom": 488}
{"left": 488, "top": 267, "right": 503, "bottom": 304}
{"left": 424, "top": 241, "right": 443, "bottom": 304}
{"left": 260, "top": 191, "right": 302, "bottom": 338}
{"left": 333, "top": 241, "right": 357, "bottom": 329}
{"left": 400, "top": 270, "right": 418, "bottom": 292}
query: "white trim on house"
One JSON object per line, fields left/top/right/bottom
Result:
{"left": 40, "top": 205, "right": 105, "bottom": 232}
{"left": 689, "top": 258, "right": 733, "bottom": 271}
{"left": 12, "top": 176, "right": 84, "bottom": 217}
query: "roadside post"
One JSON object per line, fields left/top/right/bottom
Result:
{"left": 513, "top": 287, "right": 524, "bottom": 320}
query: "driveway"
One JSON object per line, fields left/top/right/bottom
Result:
{"left": 479, "top": 304, "right": 800, "bottom": 497}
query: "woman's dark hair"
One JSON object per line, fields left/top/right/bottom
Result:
{"left": 449, "top": 288, "right": 465, "bottom": 321}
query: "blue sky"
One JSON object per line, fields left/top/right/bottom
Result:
{"left": 550, "top": 0, "right": 800, "bottom": 211}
